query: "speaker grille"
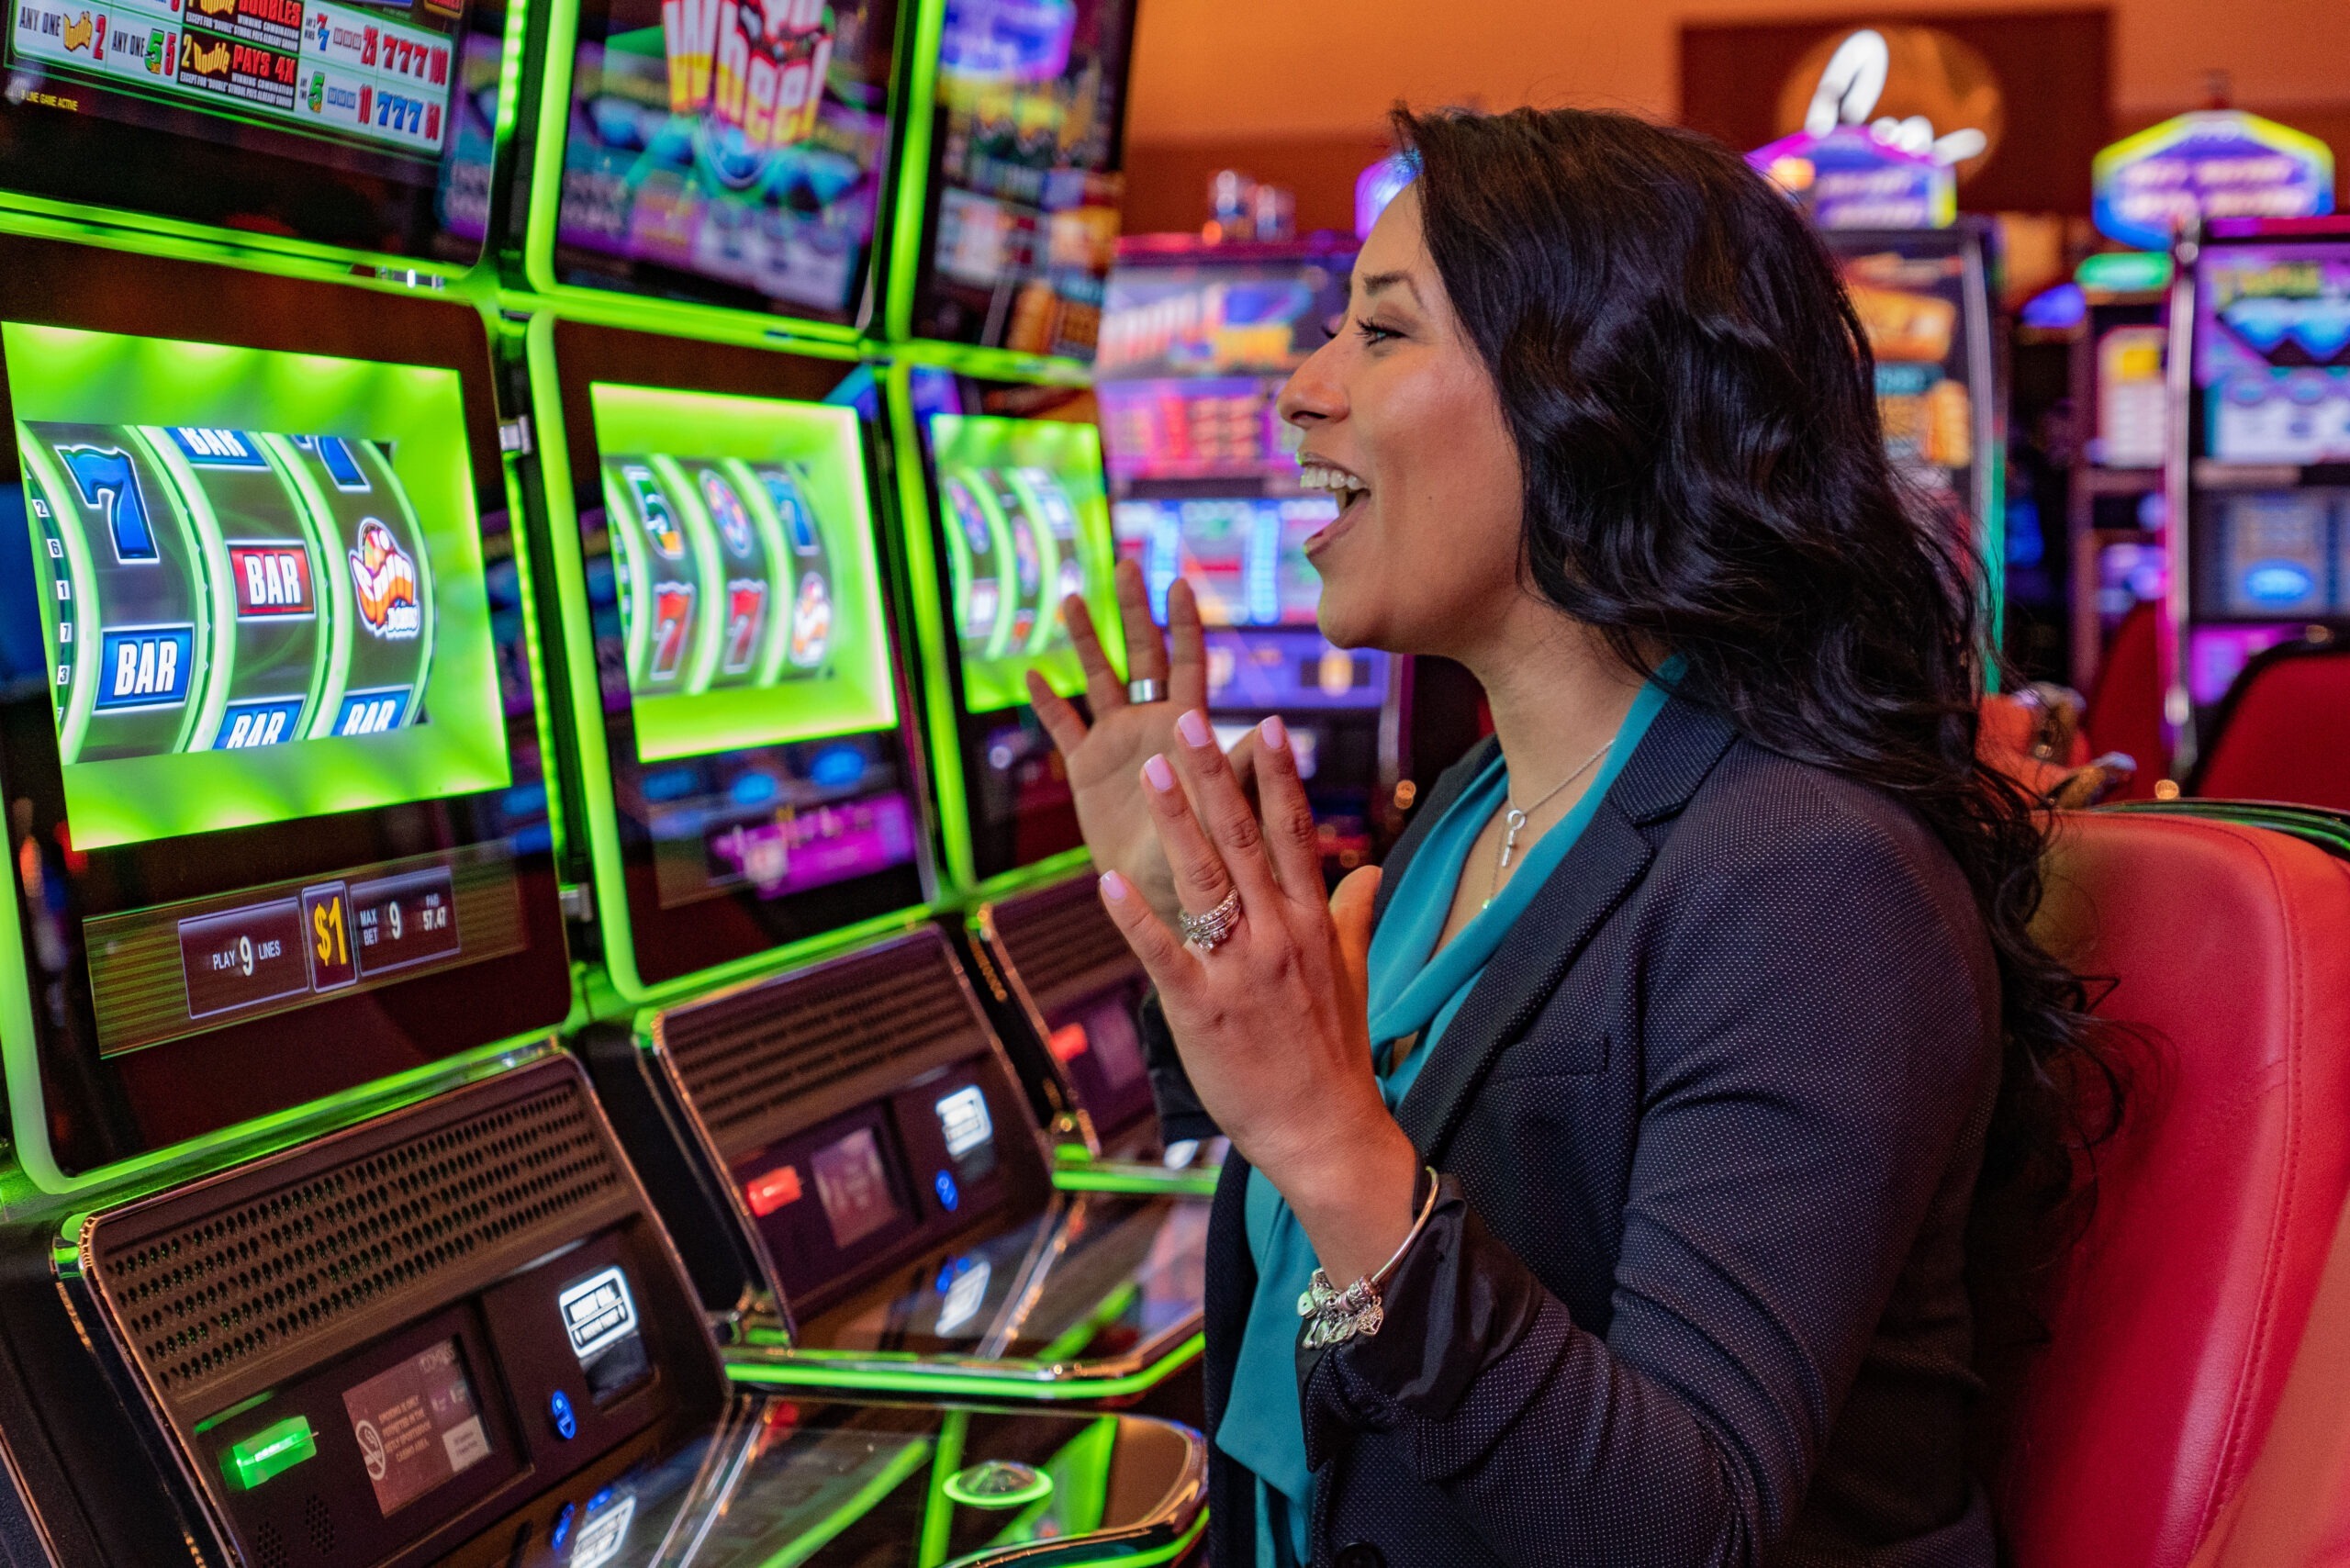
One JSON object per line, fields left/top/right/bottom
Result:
{"left": 989, "top": 877, "right": 1140, "bottom": 1017}
{"left": 89, "top": 1075, "right": 624, "bottom": 1403}
{"left": 662, "top": 930, "right": 990, "bottom": 1158}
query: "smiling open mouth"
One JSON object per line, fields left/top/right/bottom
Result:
{"left": 1297, "top": 462, "right": 1368, "bottom": 554}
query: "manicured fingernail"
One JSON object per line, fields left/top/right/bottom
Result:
{"left": 1101, "top": 870, "right": 1131, "bottom": 903}
{"left": 1177, "top": 709, "right": 1210, "bottom": 748}
{"left": 1259, "top": 715, "right": 1287, "bottom": 750}
{"left": 1142, "top": 754, "right": 1175, "bottom": 792}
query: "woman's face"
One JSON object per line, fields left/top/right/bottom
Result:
{"left": 1277, "top": 185, "right": 1527, "bottom": 655}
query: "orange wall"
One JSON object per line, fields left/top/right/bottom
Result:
{"left": 1125, "top": 0, "right": 2350, "bottom": 145}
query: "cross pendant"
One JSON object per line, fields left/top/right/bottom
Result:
{"left": 1498, "top": 807, "right": 1528, "bottom": 870}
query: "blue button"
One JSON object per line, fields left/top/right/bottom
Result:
{"left": 552, "top": 1501, "right": 575, "bottom": 1551}
{"left": 934, "top": 1170, "right": 960, "bottom": 1211}
{"left": 549, "top": 1389, "right": 577, "bottom": 1441}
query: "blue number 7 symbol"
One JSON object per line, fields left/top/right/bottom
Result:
{"left": 59, "top": 446, "right": 158, "bottom": 563}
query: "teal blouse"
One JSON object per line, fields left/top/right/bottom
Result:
{"left": 1215, "top": 677, "right": 1673, "bottom": 1566}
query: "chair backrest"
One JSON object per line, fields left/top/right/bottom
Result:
{"left": 2083, "top": 599, "right": 2165, "bottom": 799}
{"left": 1995, "top": 810, "right": 2350, "bottom": 1568}
{"left": 2191, "top": 640, "right": 2350, "bottom": 812}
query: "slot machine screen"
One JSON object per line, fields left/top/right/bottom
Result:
{"left": 0, "top": 0, "right": 507, "bottom": 263}
{"left": 551, "top": 320, "right": 925, "bottom": 991}
{"left": 902, "top": 0, "right": 1138, "bottom": 356}
{"left": 2196, "top": 241, "right": 2350, "bottom": 465}
{"left": 905, "top": 372, "right": 1122, "bottom": 879}
{"left": 552, "top": 0, "right": 901, "bottom": 325}
{"left": 0, "top": 241, "right": 570, "bottom": 1175}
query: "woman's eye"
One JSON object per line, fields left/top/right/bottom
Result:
{"left": 1354, "top": 319, "right": 1399, "bottom": 346}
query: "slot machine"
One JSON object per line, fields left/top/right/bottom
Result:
{"left": 1824, "top": 220, "right": 2007, "bottom": 596}
{"left": 2162, "top": 216, "right": 2350, "bottom": 769}
{"left": 2065, "top": 251, "right": 2175, "bottom": 691}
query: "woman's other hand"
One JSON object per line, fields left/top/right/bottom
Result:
{"left": 1027, "top": 561, "right": 1220, "bottom": 928}
{"left": 1099, "top": 708, "right": 1421, "bottom": 1283}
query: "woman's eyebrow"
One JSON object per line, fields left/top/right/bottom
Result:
{"left": 1356, "top": 270, "right": 1424, "bottom": 308}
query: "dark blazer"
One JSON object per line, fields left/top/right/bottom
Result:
{"left": 1146, "top": 697, "right": 2004, "bottom": 1567}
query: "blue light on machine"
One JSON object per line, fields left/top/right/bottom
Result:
{"left": 2244, "top": 561, "right": 2317, "bottom": 603}
{"left": 2020, "top": 282, "right": 2087, "bottom": 331}
{"left": 935, "top": 1170, "right": 961, "bottom": 1211}
{"left": 549, "top": 1389, "right": 577, "bottom": 1441}
{"left": 642, "top": 767, "right": 699, "bottom": 802}
{"left": 808, "top": 745, "right": 867, "bottom": 790}
{"left": 730, "top": 770, "right": 781, "bottom": 807}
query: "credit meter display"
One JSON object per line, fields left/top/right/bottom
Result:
{"left": 556, "top": 1265, "right": 651, "bottom": 1403}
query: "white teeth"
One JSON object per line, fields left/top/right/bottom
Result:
{"left": 1298, "top": 464, "right": 1367, "bottom": 504}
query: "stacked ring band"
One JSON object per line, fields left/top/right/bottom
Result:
{"left": 1179, "top": 888, "right": 1243, "bottom": 952}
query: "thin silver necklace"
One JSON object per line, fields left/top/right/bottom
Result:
{"left": 1486, "top": 737, "right": 1612, "bottom": 907}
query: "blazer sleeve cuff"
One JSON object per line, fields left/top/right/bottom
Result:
{"left": 1298, "top": 1174, "right": 1561, "bottom": 1480}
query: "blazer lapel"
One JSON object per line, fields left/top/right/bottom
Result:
{"left": 1393, "top": 699, "right": 1739, "bottom": 1161}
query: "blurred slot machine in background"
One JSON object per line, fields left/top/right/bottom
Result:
{"left": 2167, "top": 216, "right": 2350, "bottom": 768}
{"left": 1092, "top": 233, "right": 1405, "bottom": 882}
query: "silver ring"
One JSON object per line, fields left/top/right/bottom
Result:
{"left": 1126, "top": 677, "right": 1166, "bottom": 704}
{"left": 1178, "top": 888, "right": 1242, "bottom": 952}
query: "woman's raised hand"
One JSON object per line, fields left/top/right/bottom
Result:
{"left": 1096, "top": 706, "right": 1422, "bottom": 1284}
{"left": 1026, "top": 560, "right": 1209, "bottom": 928}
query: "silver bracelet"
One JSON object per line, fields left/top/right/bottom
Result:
{"left": 1296, "top": 1168, "right": 1440, "bottom": 1350}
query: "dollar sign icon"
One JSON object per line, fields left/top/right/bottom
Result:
{"left": 315, "top": 902, "right": 334, "bottom": 965}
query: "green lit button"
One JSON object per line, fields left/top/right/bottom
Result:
{"left": 944, "top": 1460, "right": 1054, "bottom": 1509}
{"left": 219, "top": 1417, "right": 317, "bottom": 1492}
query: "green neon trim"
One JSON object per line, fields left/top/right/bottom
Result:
{"left": 191, "top": 1392, "right": 274, "bottom": 1437}
{"left": 0, "top": 191, "right": 478, "bottom": 288}
{"left": 942, "top": 1461, "right": 1053, "bottom": 1512}
{"left": 218, "top": 1416, "right": 317, "bottom": 1491}
{"left": 884, "top": 334, "right": 1094, "bottom": 386}
{"left": 1031, "top": 1280, "right": 1138, "bottom": 1365}
{"left": 1101, "top": 1509, "right": 1210, "bottom": 1567}
{"left": 518, "top": 0, "right": 866, "bottom": 348}
{"left": 748, "top": 1434, "right": 934, "bottom": 1568}
{"left": 1051, "top": 1165, "right": 1222, "bottom": 1198}
{"left": 721, "top": 1332, "right": 1204, "bottom": 1403}
{"left": 917, "top": 1409, "right": 969, "bottom": 1565}
{"left": 886, "top": 361, "right": 979, "bottom": 890}
{"left": 881, "top": 0, "right": 948, "bottom": 345}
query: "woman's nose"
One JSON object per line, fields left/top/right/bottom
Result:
{"left": 1276, "top": 338, "right": 1346, "bottom": 429}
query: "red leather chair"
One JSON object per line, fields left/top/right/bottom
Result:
{"left": 2190, "top": 636, "right": 2350, "bottom": 812}
{"left": 2083, "top": 600, "right": 2166, "bottom": 800}
{"left": 1994, "top": 810, "right": 2350, "bottom": 1568}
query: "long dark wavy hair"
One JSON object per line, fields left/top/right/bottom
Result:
{"left": 1397, "top": 106, "right": 2119, "bottom": 1336}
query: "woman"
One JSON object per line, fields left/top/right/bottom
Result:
{"left": 1028, "top": 106, "right": 2097, "bottom": 1567}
